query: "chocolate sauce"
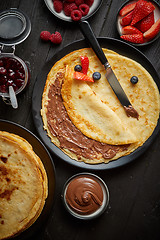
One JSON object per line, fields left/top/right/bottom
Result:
{"left": 124, "top": 105, "right": 139, "bottom": 120}
{"left": 65, "top": 176, "right": 103, "bottom": 215}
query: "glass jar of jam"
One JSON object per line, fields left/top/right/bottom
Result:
{"left": 0, "top": 8, "right": 31, "bottom": 104}
{"left": 0, "top": 47, "right": 29, "bottom": 98}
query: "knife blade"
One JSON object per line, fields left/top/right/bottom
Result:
{"left": 79, "top": 20, "right": 139, "bottom": 119}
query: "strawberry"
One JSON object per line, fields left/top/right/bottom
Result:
{"left": 120, "top": 11, "right": 133, "bottom": 26}
{"left": 136, "top": 12, "right": 155, "bottom": 33}
{"left": 121, "top": 26, "right": 141, "bottom": 35}
{"left": 73, "top": 71, "right": 94, "bottom": 82}
{"left": 143, "top": 18, "right": 160, "bottom": 40}
{"left": 119, "top": 2, "right": 136, "bottom": 17}
{"left": 80, "top": 56, "right": 89, "bottom": 74}
{"left": 131, "top": 0, "right": 155, "bottom": 26}
{"left": 120, "top": 33, "right": 144, "bottom": 44}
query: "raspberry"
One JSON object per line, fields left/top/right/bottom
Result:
{"left": 63, "top": 3, "right": 70, "bottom": 16}
{"left": 75, "top": 0, "right": 84, "bottom": 5}
{"left": 40, "top": 31, "right": 51, "bottom": 41}
{"left": 65, "top": 0, "right": 75, "bottom": 2}
{"left": 84, "top": 0, "right": 94, "bottom": 7}
{"left": 79, "top": 4, "right": 89, "bottom": 16}
{"left": 64, "top": 3, "right": 78, "bottom": 16}
{"left": 71, "top": 9, "right": 82, "bottom": 21}
{"left": 50, "top": 31, "right": 62, "bottom": 44}
{"left": 53, "top": 0, "right": 63, "bottom": 13}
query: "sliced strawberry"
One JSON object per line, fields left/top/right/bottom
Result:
{"left": 121, "top": 26, "right": 142, "bottom": 35}
{"left": 80, "top": 56, "right": 89, "bottom": 74}
{"left": 120, "top": 10, "right": 133, "bottom": 26}
{"left": 143, "top": 18, "right": 160, "bottom": 40}
{"left": 120, "top": 33, "right": 144, "bottom": 44}
{"left": 119, "top": 2, "right": 136, "bottom": 17}
{"left": 131, "top": 0, "right": 155, "bottom": 26}
{"left": 136, "top": 11, "right": 155, "bottom": 32}
{"left": 73, "top": 71, "right": 94, "bottom": 82}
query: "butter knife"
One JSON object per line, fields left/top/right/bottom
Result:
{"left": 79, "top": 21, "right": 139, "bottom": 119}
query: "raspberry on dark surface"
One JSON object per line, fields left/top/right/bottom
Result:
{"left": 71, "top": 9, "right": 82, "bottom": 21}
{"left": 50, "top": 31, "right": 62, "bottom": 44}
{"left": 40, "top": 31, "right": 51, "bottom": 41}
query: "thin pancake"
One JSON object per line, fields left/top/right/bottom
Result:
{"left": 62, "top": 54, "right": 159, "bottom": 146}
{"left": 41, "top": 48, "right": 159, "bottom": 164}
{"left": 0, "top": 131, "right": 48, "bottom": 240}
{"left": 62, "top": 65, "right": 137, "bottom": 145}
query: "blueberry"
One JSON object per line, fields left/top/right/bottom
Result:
{"left": 92, "top": 72, "right": 101, "bottom": 80}
{"left": 74, "top": 65, "right": 82, "bottom": 72}
{"left": 130, "top": 76, "right": 138, "bottom": 84}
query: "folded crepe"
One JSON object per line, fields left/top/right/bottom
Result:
{"left": 62, "top": 54, "right": 159, "bottom": 146}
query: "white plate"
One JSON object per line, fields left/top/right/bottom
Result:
{"left": 44, "top": 0, "right": 103, "bottom": 22}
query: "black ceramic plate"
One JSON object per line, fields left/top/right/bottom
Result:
{"left": 44, "top": 0, "right": 103, "bottom": 22}
{"left": 32, "top": 37, "right": 160, "bottom": 170}
{"left": 0, "top": 119, "right": 56, "bottom": 240}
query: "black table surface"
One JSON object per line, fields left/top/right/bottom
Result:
{"left": 0, "top": 1, "right": 160, "bottom": 240}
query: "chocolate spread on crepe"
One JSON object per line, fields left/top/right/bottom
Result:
{"left": 124, "top": 105, "right": 139, "bottom": 120}
{"left": 46, "top": 73, "right": 128, "bottom": 161}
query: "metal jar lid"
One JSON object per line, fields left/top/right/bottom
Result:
{"left": 0, "top": 8, "right": 31, "bottom": 46}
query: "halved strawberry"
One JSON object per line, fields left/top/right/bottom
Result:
{"left": 119, "top": 2, "right": 136, "bottom": 17}
{"left": 121, "top": 26, "right": 142, "bottom": 35}
{"left": 120, "top": 33, "right": 144, "bottom": 44}
{"left": 136, "top": 11, "right": 155, "bottom": 32}
{"left": 120, "top": 10, "right": 133, "bottom": 26}
{"left": 143, "top": 18, "right": 160, "bottom": 40}
{"left": 131, "top": 0, "right": 155, "bottom": 26}
{"left": 80, "top": 56, "right": 89, "bottom": 74}
{"left": 73, "top": 71, "right": 94, "bottom": 82}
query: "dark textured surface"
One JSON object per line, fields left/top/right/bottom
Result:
{"left": 0, "top": 1, "right": 160, "bottom": 240}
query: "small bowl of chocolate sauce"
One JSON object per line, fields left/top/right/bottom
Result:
{"left": 61, "top": 173, "right": 109, "bottom": 220}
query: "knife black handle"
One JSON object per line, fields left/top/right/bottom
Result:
{"left": 79, "top": 20, "right": 107, "bottom": 66}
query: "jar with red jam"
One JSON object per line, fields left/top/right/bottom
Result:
{"left": 62, "top": 173, "right": 109, "bottom": 220}
{"left": 0, "top": 8, "right": 31, "bottom": 103}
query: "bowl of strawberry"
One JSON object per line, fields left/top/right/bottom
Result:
{"left": 117, "top": 0, "right": 160, "bottom": 46}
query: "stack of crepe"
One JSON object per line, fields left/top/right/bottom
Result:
{"left": 41, "top": 48, "right": 160, "bottom": 164}
{"left": 0, "top": 131, "right": 48, "bottom": 240}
